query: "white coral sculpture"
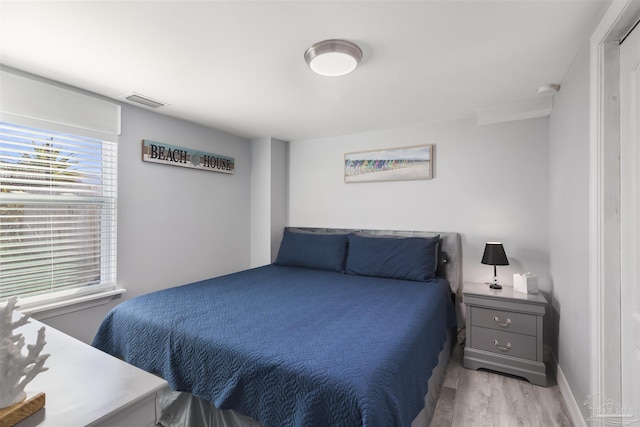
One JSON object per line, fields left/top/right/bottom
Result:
{"left": 0, "top": 296, "right": 49, "bottom": 409}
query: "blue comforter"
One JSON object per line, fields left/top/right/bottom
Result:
{"left": 93, "top": 265, "right": 456, "bottom": 427}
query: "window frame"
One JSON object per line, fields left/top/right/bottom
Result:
{"left": 0, "top": 121, "right": 119, "bottom": 310}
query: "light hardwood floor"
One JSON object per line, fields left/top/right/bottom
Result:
{"left": 430, "top": 343, "right": 573, "bottom": 427}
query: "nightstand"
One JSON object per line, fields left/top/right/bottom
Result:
{"left": 462, "top": 281, "right": 547, "bottom": 386}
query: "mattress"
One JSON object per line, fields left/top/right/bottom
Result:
{"left": 93, "top": 264, "right": 456, "bottom": 427}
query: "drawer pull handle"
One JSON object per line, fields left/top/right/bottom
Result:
{"left": 493, "top": 316, "right": 512, "bottom": 328}
{"left": 493, "top": 339, "right": 512, "bottom": 352}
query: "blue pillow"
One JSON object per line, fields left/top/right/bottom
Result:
{"left": 346, "top": 234, "right": 440, "bottom": 281}
{"left": 275, "top": 231, "right": 349, "bottom": 272}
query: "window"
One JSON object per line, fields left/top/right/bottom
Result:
{"left": 0, "top": 122, "right": 117, "bottom": 304}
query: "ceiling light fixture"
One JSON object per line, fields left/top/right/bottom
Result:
{"left": 304, "top": 39, "right": 363, "bottom": 77}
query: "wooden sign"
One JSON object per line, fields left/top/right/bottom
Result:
{"left": 142, "top": 140, "right": 234, "bottom": 174}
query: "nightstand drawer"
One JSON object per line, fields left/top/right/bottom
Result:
{"left": 470, "top": 306, "right": 537, "bottom": 336}
{"left": 470, "top": 326, "right": 537, "bottom": 361}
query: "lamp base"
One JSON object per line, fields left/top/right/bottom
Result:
{"left": 486, "top": 276, "right": 502, "bottom": 290}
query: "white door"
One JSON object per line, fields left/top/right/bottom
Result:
{"left": 621, "top": 20, "right": 640, "bottom": 426}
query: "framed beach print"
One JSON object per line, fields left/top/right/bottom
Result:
{"left": 344, "top": 144, "right": 433, "bottom": 183}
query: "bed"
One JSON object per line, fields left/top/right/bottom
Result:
{"left": 92, "top": 227, "right": 462, "bottom": 427}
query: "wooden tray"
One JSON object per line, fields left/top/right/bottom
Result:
{"left": 0, "top": 393, "right": 45, "bottom": 427}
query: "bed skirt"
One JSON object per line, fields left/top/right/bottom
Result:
{"left": 155, "top": 328, "right": 455, "bottom": 427}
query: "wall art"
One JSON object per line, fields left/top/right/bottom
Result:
{"left": 142, "top": 140, "right": 234, "bottom": 174}
{"left": 344, "top": 145, "right": 432, "bottom": 183}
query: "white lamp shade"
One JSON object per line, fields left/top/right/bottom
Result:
{"left": 308, "top": 52, "right": 358, "bottom": 77}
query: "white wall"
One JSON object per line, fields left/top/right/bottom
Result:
{"left": 40, "top": 103, "right": 252, "bottom": 343}
{"left": 289, "top": 117, "right": 550, "bottom": 294}
{"left": 250, "top": 138, "right": 272, "bottom": 266}
{"left": 270, "top": 139, "right": 288, "bottom": 260}
{"left": 548, "top": 42, "right": 592, "bottom": 421}
{"left": 250, "top": 137, "right": 288, "bottom": 267}
{"left": 116, "top": 105, "right": 252, "bottom": 292}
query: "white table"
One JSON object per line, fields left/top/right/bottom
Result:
{"left": 11, "top": 313, "right": 168, "bottom": 427}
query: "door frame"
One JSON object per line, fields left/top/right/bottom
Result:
{"left": 590, "top": 1, "right": 640, "bottom": 425}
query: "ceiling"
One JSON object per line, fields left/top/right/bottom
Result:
{"left": 0, "top": 1, "right": 610, "bottom": 141}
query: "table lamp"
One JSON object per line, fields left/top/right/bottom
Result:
{"left": 481, "top": 242, "right": 509, "bottom": 289}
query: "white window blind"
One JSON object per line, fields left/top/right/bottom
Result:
{"left": 0, "top": 122, "right": 117, "bottom": 303}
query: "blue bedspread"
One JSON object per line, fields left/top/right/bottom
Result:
{"left": 92, "top": 265, "right": 456, "bottom": 427}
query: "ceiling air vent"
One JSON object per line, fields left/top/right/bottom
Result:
{"left": 123, "top": 92, "right": 167, "bottom": 109}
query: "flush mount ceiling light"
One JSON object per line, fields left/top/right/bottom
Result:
{"left": 304, "top": 39, "right": 363, "bottom": 77}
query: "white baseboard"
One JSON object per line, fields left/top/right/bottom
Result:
{"left": 551, "top": 349, "right": 587, "bottom": 427}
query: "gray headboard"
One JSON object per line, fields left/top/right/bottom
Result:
{"left": 285, "top": 227, "right": 463, "bottom": 295}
